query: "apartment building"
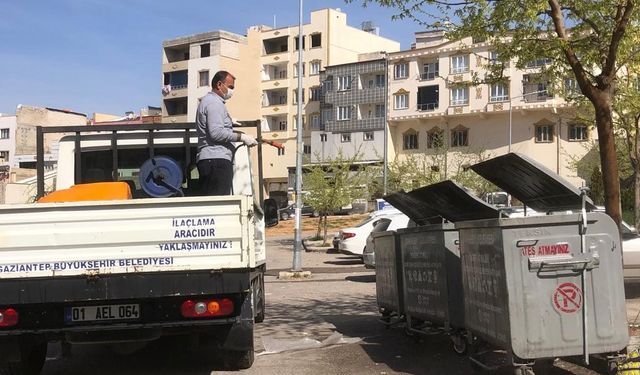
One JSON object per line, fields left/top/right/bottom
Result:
{"left": 311, "top": 53, "right": 388, "bottom": 163}
{"left": 0, "top": 105, "right": 87, "bottom": 171}
{"left": 162, "top": 8, "right": 400, "bottom": 198}
{"left": 387, "top": 31, "right": 590, "bottom": 186}
{"left": 161, "top": 31, "right": 260, "bottom": 124}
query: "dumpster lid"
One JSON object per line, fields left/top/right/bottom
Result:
{"left": 383, "top": 190, "right": 443, "bottom": 225}
{"left": 408, "top": 180, "right": 501, "bottom": 222}
{"left": 470, "top": 153, "right": 595, "bottom": 212}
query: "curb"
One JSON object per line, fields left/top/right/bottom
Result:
{"left": 302, "top": 238, "right": 335, "bottom": 253}
{"left": 277, "top": 271, "right": 313, "bottom": 280}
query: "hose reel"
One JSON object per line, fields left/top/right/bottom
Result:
{"left": 139, "top": 156, "right": 184, "bottom": 197}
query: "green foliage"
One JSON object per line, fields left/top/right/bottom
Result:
{"left": 302, "top": 151, "right": 371, "bottom": 241}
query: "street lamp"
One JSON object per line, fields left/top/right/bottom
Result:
{"left": 508, "top": 89, "right": 550, "bottom": 153}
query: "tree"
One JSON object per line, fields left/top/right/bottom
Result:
{"left": 303, "top": 152, "right": 371, "bottom": 244}
{"left": 349, "top": 0, "right": 639, "bottom": 226}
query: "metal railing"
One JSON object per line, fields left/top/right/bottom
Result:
{"left": 420, "top": 72, "right": 438, "bottom": 81}
{"left": 417, "top": 102, "right": 439, "bottom": 111}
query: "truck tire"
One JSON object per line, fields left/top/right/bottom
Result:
{"left": 0, "top": 342, "right": 47, "bottom": 375}
{"left": 223, "top": 348, "right": 255, "bottom": 370}
{"left": 253, "top": 274, "right": 265, "bottom": 323}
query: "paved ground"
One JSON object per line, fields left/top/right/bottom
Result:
{"left": 40, "top": 233, "right": 640, "bottom": 374}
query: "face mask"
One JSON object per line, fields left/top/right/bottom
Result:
{"left": 223, "top": 87, "right": 234, "bottom": 100}
{"left": 221, "top": 83, "right": 234, "bottom": 100}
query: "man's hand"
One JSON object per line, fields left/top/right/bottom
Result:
{"left": 240, "top": 133, "right": 258, "bottom": 147}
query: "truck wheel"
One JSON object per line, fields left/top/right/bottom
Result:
{"left": 0, "top": 341, "right": 47, "bottom": 375}
{"left": 253, "top": 274, "right": 265, "bottom": 323}
{"left": 223, "top": 348, "right": 255, "bottom": 370}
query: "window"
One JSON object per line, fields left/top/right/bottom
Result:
{"left": 200, "top": 43, "right": 210, "bottom": 58}
{"left": 451, "top": 126, "right": 469, "bottom": 147}
{"left": 337, "top": 106, "right": 352, "bottom": 121}
{"left": 0, "top": 129, "right": 9, "bottom": 139}
{"left": 489, "top": 51, "right": 503, "bottom": 64}
{"left": 323, "top": 79, "right": 333, "bottom": 93}
{"left": 310, "top": 86, "right": 321, "bottom": 101}
{"left": 403, "top": 130, "right": 418, "bottom": 150}
{"left": 198, "top": 70, "right": 209, "bottom": 87}
{"left": 310, "top": 60, "right": 321, "bottom": 75}
{"left": 311, "top": 33, "right": 321, "bottom": 48}
{"left": 375, "top": 104, "right": 385, "bottom": 118}
{"left": 304, "top": 145, "right": 311, "bottom": 154}
{"left": 375, "top": 74, "right": 385, "bottom": 87}
{"left": 293, "top": 89, "right": 305, "bottom": 104}
{"left": 569, "top": 124, "right": 588, "bottom": 141}
{"left": 293, "top": 116, "right": 305, "bottom": 130}
{"left": 394, "top": 63, "right": 408, "bottom": 79}
{"left": 364, "top": 132, "right": 374, "bottom": 141}
{"left": 278, "top": 120, "right": 287, "bottom": 131}
{"left": 427, "top": 128, "right": 444, "bottom": 149}
{"left": 294, "top": 35, "right": 306, "bottom": 50}
{"left": 338, "top": 76, "right": 351, "bottom": 91}
{"left": 0, "top": 151, "right": 8, "bottom": 161}
{"left": 421, "top": 62, "right": 438, "bottom": 80}
{"left": 293, "top": 63, "right": 305, "bottom": 77}
{"left": 311, "top": 114, "right": 320, "bottom": 129}
{"left": 341, "top": 133, "right": 352, "bottom": 143}
{"left": 490, "top": 83, "right": 509, "bottom": 102}
{"left": 451, "top": 55, "right": 469, "bottom": 74}
{"left": 526, "top": 57, "right": 551, "bottom": 68}
{"left": 322, "top": 108, "right": 332, "bottom": 123}
{"left": 535, "top": 124, "right": 554, "bottom": 143}
{"left": 320, "top": 134, "right": 327, "bottom": 142}
{"left": 394, "top": 93, "right": 409, "bottom": 109}
{"left": 451, "top": 87, "right": 469, "bottom": 106}
{"left": 278, "top": 147, "right": 285, "bottom": 156}
{"left": 565, "top": 78, "right": 580, "bottom": 95}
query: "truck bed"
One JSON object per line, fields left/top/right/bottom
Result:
{"left": 0, "top": 195, "right": 262, "bottom": 280}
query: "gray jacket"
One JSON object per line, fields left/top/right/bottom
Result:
{"left": 196, "top": 92, "right": 237, "bottom": 162}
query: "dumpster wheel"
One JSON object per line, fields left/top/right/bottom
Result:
{"left": 451, "top": 334, "right": 468, "bottom": 355}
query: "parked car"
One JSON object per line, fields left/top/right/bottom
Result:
{"left": 278, "top": 204, "right": 318, "bottom": 220}
{"left": 363, "top": 213, "right": 411, "bottom": 269}
{"left": 621, "top": 220, "right": 640, "bottom": 281}
{"left": 338, "top": 209, "right": 401, "bottom": 258}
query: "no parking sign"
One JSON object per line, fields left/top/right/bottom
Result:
{"left": 552, "top": 282, "right": 583, "bottom": 313}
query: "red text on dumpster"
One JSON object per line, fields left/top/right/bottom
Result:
{"left": 552, "top": 282, "right": 582, "bottom": 313}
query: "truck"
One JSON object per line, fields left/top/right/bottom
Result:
{"left": 0, "top": 123, "right": 279, "bottom": 374}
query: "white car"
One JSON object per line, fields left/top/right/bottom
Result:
{"left": 621, "top": 220, "right": 640, "bottom": 281}
{"left": 363, "top": 214, "right": 411, "bottom": 269}
{"left": 338, "top": 209, "right": 400, "bottom": 257}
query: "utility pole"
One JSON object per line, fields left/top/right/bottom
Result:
{"left": 292, "top": 0, "right": 304, "bottom": 272}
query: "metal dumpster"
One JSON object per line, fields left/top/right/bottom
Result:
{"left": 373, "top": 189, "right": 443, "bottom": 321}
{"left": 384, "top": 181, "right": 500, "bottom": 353}
{"left": 459, "top": 153, "right": 628, "bottom": 372}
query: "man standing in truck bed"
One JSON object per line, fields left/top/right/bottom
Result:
{"left": 196, "top": 70, "right": 258, "bottom": 195}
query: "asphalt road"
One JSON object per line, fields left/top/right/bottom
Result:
{"left": 39, "top": 235, "right": 637, "bottom": 375}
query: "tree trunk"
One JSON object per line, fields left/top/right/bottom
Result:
{"left": 316, "top": 215, "right": 322, "bottom": 239}
{"left": 323, "top": 215, "right": 329, "bottom": 246}
{"left": 594, "top": 98, "right": 622, "bottom": 226}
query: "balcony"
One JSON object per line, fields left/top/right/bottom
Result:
{"left": 262, "top": 89, "right": 288, "bottom": 108}
{"left": 263, "top": 36, "right": 289, "bottom": 56}
{"left": 163, "top": 59, "right": 188, "bottom": 72}
{"left": 417, "top": 102, "right": 439, "bottom": 111}
{"left": 164, "top": 45, "right": 190, "bottom": 63}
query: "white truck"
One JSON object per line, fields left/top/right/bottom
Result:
{"left": 0, "top": 123, "right": 278, "bottom": 374}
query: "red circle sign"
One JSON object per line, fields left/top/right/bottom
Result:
{"left": 553, "top": 282, "right": 583, "bottom": 313}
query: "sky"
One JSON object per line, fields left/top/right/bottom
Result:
{"left": 0, "top": 0, "right": 421, "bottom": 118}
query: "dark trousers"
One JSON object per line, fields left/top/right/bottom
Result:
{"left": 197, "top": 159, "right": 233, "bottom": 196}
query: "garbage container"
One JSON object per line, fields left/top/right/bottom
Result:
{"left": 372, "top": 230, "right": 403, "bottom": 320}
{"left": 384, "top": 181, "right": 500, "bottom": 354}
{"left": 458, "top": 153, "right": 628, "bottom": 373}
{"left": 373, "top": 189, "right": 443, "bottom": 322}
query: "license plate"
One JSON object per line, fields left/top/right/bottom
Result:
{"left": 65, "top": 304, "right": 140, "bottom": 323}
